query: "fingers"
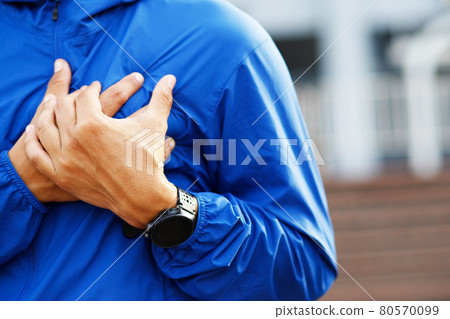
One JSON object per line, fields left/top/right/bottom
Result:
{"left": 55, "top": 86, "right": 87, "bottom": 136}
{"left": 45, "top": 59, "right": 72, "bottom": 99}
{"left": 36, "top": 95, "right": 61, "bottom": 156}
{"left": 75, "top": 81, "right": 103, "bottom": 123}
{"left": 138, "top": 75, "right": 176, "bottom": 123}
{"left": 100, "top": 73, "right": 144, "bottom": 117}
{"left": 24, "top": 124, "right": 56, "bottom": 178}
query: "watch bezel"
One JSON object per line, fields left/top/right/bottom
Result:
{"left": 148, "top": 208, "right": 196, "bottom": 248}
{"left": 142, "top": 187, "right": 197, "bottom": 248}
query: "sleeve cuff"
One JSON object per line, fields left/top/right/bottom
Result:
{"left": 0, "top": 151, "right": 47, "bottom": 214}
{"left": 173, "top": 192, "right": 207, "bottom": 249}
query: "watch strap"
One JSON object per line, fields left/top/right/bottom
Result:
{"left": 177, "top": 187, "right": 196, "bottom": 216}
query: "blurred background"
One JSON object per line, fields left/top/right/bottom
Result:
{"left": 227, "top": 0, "right": 450, "bottom": 300}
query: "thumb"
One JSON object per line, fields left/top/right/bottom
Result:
{"left": 45, "top": 59, "right": 72, "bottom": 99}
{"left": 133, "top": 75, "right": 176, "bottom": 121}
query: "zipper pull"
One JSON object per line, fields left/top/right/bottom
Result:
{"left": 52, "top": 1, "right": 60, "bottom": 21}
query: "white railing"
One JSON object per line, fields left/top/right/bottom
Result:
{"left": 296, "top": 74, "right": 450, "bottom": 179}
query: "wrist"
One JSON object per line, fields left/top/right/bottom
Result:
{"left": 9, "top": 137, "right": 48, "bottom": 202}
{"left": 144, "top": 186, "right": 198, "bottom": 248}
{"left": 9, "top": 140, "right": 77, "bottom": 203}
{"left": 115, "top": 179, "right": 179, "bottom": 229}
{"left": 155, "top": 180, "right": 179, "bottom": 214}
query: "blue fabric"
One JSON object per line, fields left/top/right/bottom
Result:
{"left": 0, "top": 0, "right": 337, "bottom": 300}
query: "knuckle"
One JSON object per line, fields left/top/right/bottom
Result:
{"left": 57, "top": 158, "right": 75, "bottom": 176}
{"left": 76, "top": 88, "right": 92, "bottom": 101}
{"left": 159, "top": 89, "right": 173, "bottom": 105}
{"left": 84, "top": 119, "right": 98, "bottom": 130}
{"left": 58, "top": 158, "right": 70, "bottom": 171}
{"left": 36, "top": 123, "right": 47, "bottom": 137}
{"left": 77, "top": 119, "right": 99, "bottom": 136}
{"left": 56, "top": 153, "right": 75, "bottom": 172}
{"left": 28, "top": 153, "right": 40, "bottom": 167}
{"left": 36, "top": 117, "right": 44, "bottom": 129}
{"left": 39, "top": 106, "right": 55, "bottom": 121}
{"left": 75, "top": 91, "right": 85, "bottom": 103}
{"left": 48, "top": 77, "right": 65, "bottom": 91}
{"left": 41, "top": 100, "right": 54, "bottom": 112}
{"left": 66, "top": 135, "right": 81, "bottom": 151}
{"left": 111, "top": 89, "right": 128, "bottom": 104}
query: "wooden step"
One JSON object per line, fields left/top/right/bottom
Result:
{"left": 321, "top": 272, "right": 450, "bottom": 301}
{"left": 321, "top": 171, "right": 450, "bottom": 301}
{"left": 335, "top": 224, "right": 450, "bottom": 254}
{"left": 330, "top": 203, "right": 450, "bottom": 232}
{"left": 337, "top": 248, "right": 450, "bottom": 278}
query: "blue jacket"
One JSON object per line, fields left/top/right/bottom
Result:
{"left": 0, "top": 0, "right": 336, "bottom": 300}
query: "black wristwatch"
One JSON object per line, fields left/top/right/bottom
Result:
{"left": 122, "top": 187, "right": 197, "bottom": 248}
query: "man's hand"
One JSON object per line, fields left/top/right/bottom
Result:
{"left": 9, "top": 59, "right": 175, "bottom": 203}
{"left": 24, "top": 75, "right": 184, "bottom": 229}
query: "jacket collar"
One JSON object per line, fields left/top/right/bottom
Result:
{"left": 1, "top": 0, "right": 138, "bottom": 15}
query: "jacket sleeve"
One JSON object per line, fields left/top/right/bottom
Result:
{"left": 152, "top": 40, "right": 337, "bottom": 300}
{"left": 0, "top": 151, "right": 47, "bottom": 265}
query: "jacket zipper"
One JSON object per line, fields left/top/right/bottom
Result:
{"left": 52, "top": 0, "right": 60, "bottom": 21}
{"left": 52, "top": 0, "right": 62, "bottom": 59}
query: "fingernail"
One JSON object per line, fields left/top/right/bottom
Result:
{"left": 133, "top": 73, "right": 144, "bottom": 84}
{"left": 43, "top": 95, "right": 51, "bottom": 103}
{"left": 166, "top": 75, "right": 176, "bottom": 90}
{"left": 169, "top": 138, "right": 176, "bottom": 150}
{"left": 80, "top": 85, "right": 87, "bottom": 91}
{"left": 54, "top": 59, "right": 63, "bottom": 73}
{"left": 26, "top": 125, "right": 31, "bottom": 133}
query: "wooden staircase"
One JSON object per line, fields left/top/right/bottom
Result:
{"left": 320, "top": 172, "right": 450, "bottom": 300}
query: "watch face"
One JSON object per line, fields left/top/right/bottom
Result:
{"left": 151, "top": 214, "right": 195, "bottom": 248}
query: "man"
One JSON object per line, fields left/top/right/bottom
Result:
{"left": 0, "top": 0, "right": 337, "bottom": 300}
